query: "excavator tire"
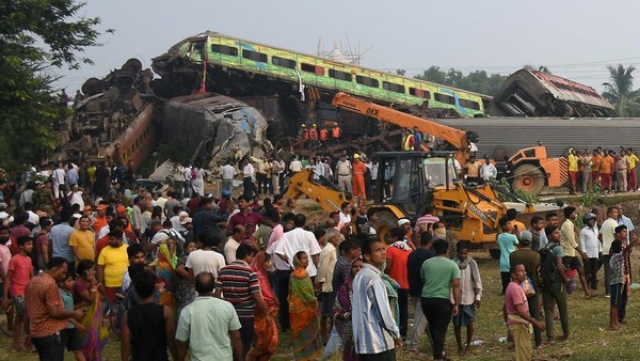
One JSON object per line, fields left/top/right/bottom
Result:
{"left": 512, "top": 164, "right": 544, "bottom": 195}
{"left": 375, "top": 209, "right": 399, "bottom": 241}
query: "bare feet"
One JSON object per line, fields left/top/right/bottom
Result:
{"left": 610, "top": 325, "right": 621, "bottom": 331}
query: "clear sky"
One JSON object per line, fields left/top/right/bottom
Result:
{"left": 54, "top": 0, "right": 640, "bottom": 94}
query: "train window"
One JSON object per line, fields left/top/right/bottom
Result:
{"left": 300, "top": 63, "right": 324, "bottom": 75}
{"left": 272, "top": 56, "right": 296, "bottom": 69}
{"left": 242, "top": 49, "right": 268, "bottom": 63}
{"left": 383, "top": 81, "right": 405, "bottom": 94}
{"left": 329, "top": 69, "right": 353, "bottom": 82}
{"left": 434, "top": 93, "right": 456, "bottom": 105}
{"left": 356, "top": 75, "right": 379, "bottom": 88}
{"left": 409, "top": 87, "right": 431, "bottom": 99}
{"left": 459, "top": 99, "right": 481, "bottom": 110}
{"left": 211, "top": 44, "right": 239, "bottom": 56}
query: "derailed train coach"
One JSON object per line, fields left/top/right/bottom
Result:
{"left": 159, "top": 93, "right": 271, "bottom": 167}
{"left": 488, "top": 68, "right": 617, "bottom": 117}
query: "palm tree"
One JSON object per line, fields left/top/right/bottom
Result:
{"left": 602, "top": 64, "right": 640, "bottom": 117}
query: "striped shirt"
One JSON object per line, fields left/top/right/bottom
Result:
{"left": 215, "top": 261, "right": 260, "bottom": 318}
{"left": 414, "top": 214, "right": 440, "bottom": 234}
{"left": 352, "top": 263, "right": 400, "bottom": 355}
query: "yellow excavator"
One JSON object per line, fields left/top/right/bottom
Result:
{"left": 284, "top": 150, "right": 543, "bottom": 245}
{"left": 282, "top": 93, "right": 551, "bottom": 245}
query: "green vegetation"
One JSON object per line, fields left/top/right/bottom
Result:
{"left": 0, "top": 0, "right": 111, "bottom": 170}
{"left": 603, "top": 64, "right": 640, "bottom": 117}
{"left": 415, "top": 67, "right": 509, "bottom": 96}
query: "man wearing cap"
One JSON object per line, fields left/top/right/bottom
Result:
{"left": 308, "top": 124, "right": 318, "bottom": 148}
{"left": 32, "top": 180, "right": 54, "bottom": 211}
{"left": 335, "top": 155, "right": 352, "bottom": 195}
{"left": 509, "top": 230, "right": 543, "bottom": 348}
{"left": 398, "top": 218, "right": 416, "bottom": 250}
{"left": 580, "top": 213, "right": 601, "bottom": 290}
{"left": 93, "top": 204, "right": 108, "bottom": 234}
{"left": 352, "top": 154, "right": 367, "bottom": 203}
{"left": 180, "top": 217, "right": 194, "bottom": 244}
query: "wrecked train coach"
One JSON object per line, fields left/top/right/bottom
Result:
{"left": 150, "top": 31, "right": 487, "bottom": 156}
{"left": 59, "top": 59, "right": 158, "bottom": 170}
{"left": 158, "top": 92, "right": 271, "bottom": 167}
{"left": 488, "top": 69, "right": 617, "bottom": 117}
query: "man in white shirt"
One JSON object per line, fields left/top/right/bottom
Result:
{"left": 274, "top": 213, "right": 321, "bottom": 277}
{"left": 51, "top": 163, "right": 66, "bottom": 199}
{"left": 580, "top": 213, "right": 601, "bottom": 290}
{"left": 271, "top": 158, "right": 285, "bottom": 195}
{"left": 316, "top": 228, "right": 340, "bottom": 341}
{"left": 480, "top": 156, "right": 497, "bottom": 183}
{"left": 185, "top": 234, "right": 226, "bottom": 280}
{"left": 289, "top": 157, "right": 303, "bottom": 174}
{"left": 224, "top": 225, "right": 245, "bottom": 263}
{"left": 599, "top": 206, "right": 620, "bottom": 297}
{"left": 242, "top": 158, "right": 255, "bottom": 199}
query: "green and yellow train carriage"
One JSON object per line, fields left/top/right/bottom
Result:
{"left": 167, "top": 31, "right": 485, "bottom": 117}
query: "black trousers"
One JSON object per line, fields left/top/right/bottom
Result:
{"left": 273, "top": 269, "right": 292, "bottom": 331}
{"left": 239, "top": 317, "right": 255, "bottom": 359}
{"left": 359, "top": 348, "right": 397, "bottom": 361}
{"left": 585, "top": 257, "right": 599, "bottom": 289}
{"left": 32, "top": 332, "right": 68, "bottom": 361}
{"left": 243, "top": 176, "right": 255, "bottom": 198}
{"left": 397, "top": 289, "right": 409, "bottom": 339}
{"left": 421, "top": 297, "right": 452, "bottom": 360}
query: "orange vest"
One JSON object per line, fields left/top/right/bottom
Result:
{"left": 319, "top": 128, "right": 329, "bottom": 141}
{"left": 301, "top": 129, "right": 309, "bottom": 140}
{"left": 308, "top": 128, "right": 318, "bottom": 140}
{"left": 353, "top": 161, "right": 367, "bottom": 175}
{"left": 332, "top": 127, "right": 341, "bottom": 138}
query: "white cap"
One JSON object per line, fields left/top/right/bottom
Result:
{"left": 398, "top": 219, "right": 411, "bottom": 227}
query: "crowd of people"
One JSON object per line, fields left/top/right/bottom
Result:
{"left": 0, "top": 154, "right": 637, "bottom": 361}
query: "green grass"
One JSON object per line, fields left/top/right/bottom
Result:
{"left": 2, "top": 251, "right": 640, "bottom": 360}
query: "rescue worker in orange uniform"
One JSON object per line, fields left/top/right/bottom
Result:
{"left": 308, "top": 124, "right": 319, "bottom": 148}
{"left": 319, "top": 127, "right": 329, "bottom": 145}
{"left": 352, "top": 153, "right": 367, "bottom": 202}
{"left": 332, "top": 125, "right": 342, "bottom": 144}
{"left": 301, "top": 124, "right": 309, "bottom": 148}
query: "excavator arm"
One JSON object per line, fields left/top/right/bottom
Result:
{"left": 282, "top": 169, "right": 351, "bottom": 213}
{"left": 331, "top": 92, "right": 473, "bottom": 164}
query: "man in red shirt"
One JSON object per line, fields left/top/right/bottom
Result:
{"left": 385, "top": 227, "right": 413, "bottom": 341}
{"left": 228, "top": 195, "right": 274, "bottom": 246}
{"left": 2, "top": 236, "right": 33, "bottom": 351}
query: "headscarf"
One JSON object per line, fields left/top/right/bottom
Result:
{"left": 336, "top": 258, "right": 360, "bottom": 312}
{"left": 252, "top": 251, "right": 276, "bottom": 303}
{"left": 292, "top": 251, "right": 306, "bottom": 271}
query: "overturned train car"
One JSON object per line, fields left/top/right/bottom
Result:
{"left": 488, "top": 69, "right": 617, "bottom": 117}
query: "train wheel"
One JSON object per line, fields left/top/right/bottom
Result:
{"left": 513, "top": 164, "right": 544, "bottom": 195}
{"left": 375, "top": 210, "right": 399, "bottom": 241}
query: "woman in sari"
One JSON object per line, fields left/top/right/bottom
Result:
{"left": 288, "top": 251, "right": 323, "bottom": 361}
{"left": 72, "top": 260, "right": 109, "bottom": 361}
{"left": 155, "top": 237, "right": 177, "bottom": 315}
{"left": 247, "top": 252, "right": 279, "bottom": 361}
{"left": 334, "top": 257, "right": 364, "bottom": 361}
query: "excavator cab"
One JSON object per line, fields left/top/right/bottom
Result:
{"left": 372, "top": 151, "right": 459, "bottom": 237}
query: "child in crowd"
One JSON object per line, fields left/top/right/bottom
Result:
{"left": 2, "top": 236, "right": 33, "bottom": 351}
{"left": 453, "top": 242, "right": 483, "bottom": 356}
{"left": 609, "top": 226, "right": 635, "bottom": 330}
{"left": 60, "top": 272, "right": 86, "bottom": 361}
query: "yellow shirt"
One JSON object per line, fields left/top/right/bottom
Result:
{"left": 68, "top": 229, "right": 96, "bottom": 263}
{"left": 560, "top": 220, "right": 577, "bottom": 257}
{"left": 97, "top": 245, "right": 129, "bottom": 287}
{"left": 568, "top": 154, "right": 578, "bottom": 172}
{"left": 628, "top": 154, "right": 639, "bottom": 169}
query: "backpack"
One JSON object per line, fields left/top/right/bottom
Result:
{"left": 538, "top": 244, "right": 559, "bottom": 288}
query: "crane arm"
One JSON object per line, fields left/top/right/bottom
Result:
{"left": 331, "top": 92, "right": 470, "bottom": 153}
